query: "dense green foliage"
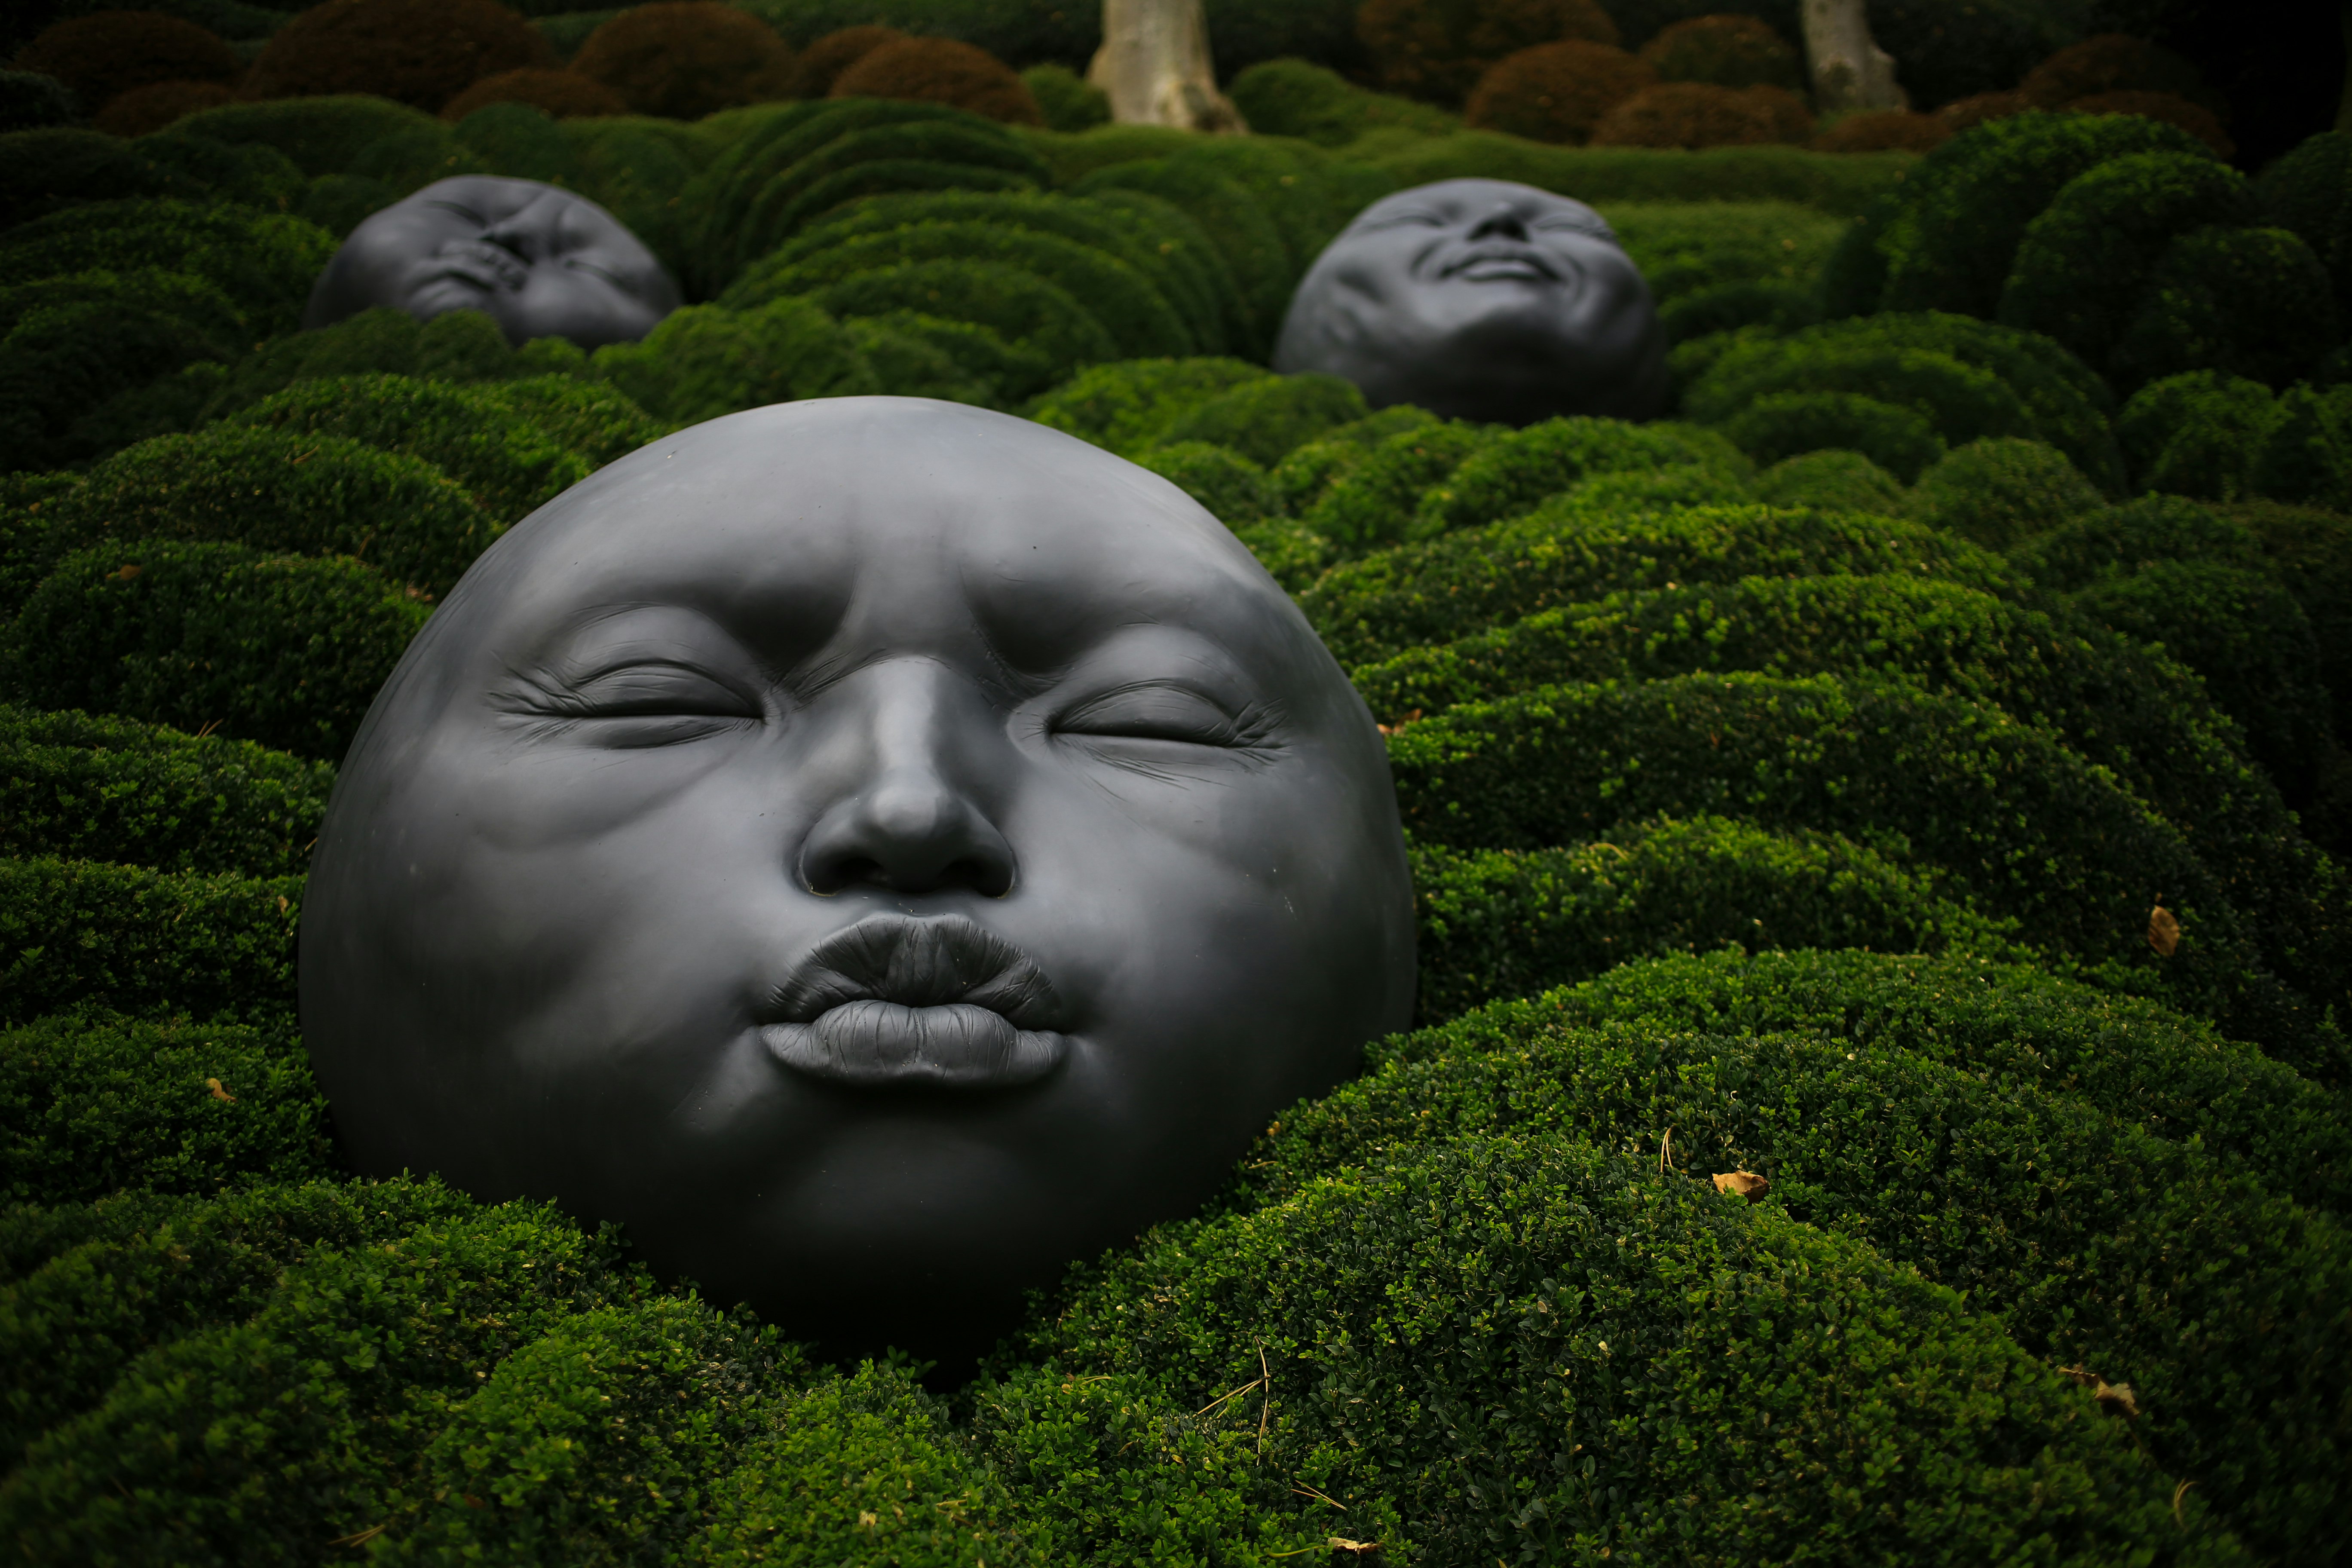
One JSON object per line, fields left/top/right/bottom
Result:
{"left": 6, "top": 47, "right": 2352, "bottom": 1565}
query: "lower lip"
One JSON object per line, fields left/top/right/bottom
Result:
{"left": 1452, "top": 260, "right": 1554, "bottom": 282}
{"left": 762, "top": 1001, "right": 1067, "bottom": 1090}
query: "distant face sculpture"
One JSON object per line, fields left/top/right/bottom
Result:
{"left": 301, "top": 398, "right": 1417, "bottom": 1358}
{"left": 303, "top": 175, "right": 680, "bottom": 349}
{"left": 1274, "top": 178, "right": 1668, "bottom": 426}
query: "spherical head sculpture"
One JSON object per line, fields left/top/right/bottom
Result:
{"left": 300, "top": 398, "right": 1418, "bottom": 1361}
{"left": 304, "top": 174, "right": 680, "bottom": 349}
{"left": 1274, "top": 177, "right": 1668, "bottom": 426}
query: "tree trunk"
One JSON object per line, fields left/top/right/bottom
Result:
{"left": 1801, "top": 0, "right": 1907, "bottom": 114}
{"left": 1090, "top": 0, "right": 1246, "bottom": 133}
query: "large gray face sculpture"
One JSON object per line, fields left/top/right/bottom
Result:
{"left": 304, "top": 175, "right": 680, "bottom": 349}
{"left": 1274, "top": 178, "right": 1668, "bottom": 426}
{"left": 301, "top": 398, "right": 1417, "bottom": 1360}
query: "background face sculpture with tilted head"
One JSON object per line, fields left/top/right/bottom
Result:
{"left": 299, "top": 398, "right": 1418, "bottom": 1363}
{"left": 303, "top": 174, "right": 680, "bottom": 349}
{"left": 1274, "top": 177, "right": 1669, "bottom": 426}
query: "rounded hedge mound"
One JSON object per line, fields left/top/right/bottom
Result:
{"left": 828, "top": 37, "right": 1042, "bottom": 126}
{"left": 2019, "top": 32, "right": 2221, "bottom": 115}
{"left": 29, "top": 422, "right": 496, "bottom": 600}
{"left": 1462, "top": 39, "right": 1653, "bottom": 144}
{"left": 1635, "top": 12, "right": 1801, "bottom": 91}
{"left": 244, "top": 0, "right": 553, "bottom": 114}
{"left": 89, "top": 79, "right": 235, "bottom": 136}
{"left": 571, "top": 1, "right": 794, "bottom": 121}
{"left": 0, "top": 702, "right": 332, "bottom": 883}
{"left": 1591, "top": 80, "right": 1813, "bottom": 148}
{"left": 2070, "top": 89, "right": 2233, "bottom": 159}
{"left": 787, "top": 22, "right": 903, "bottom": 98}
{"left": 437, "top": 65, "right": 625, "bottom": 121}
{"left": 1, "top": 539, "right": 429, "bottom": 760}
{"left": 11, "top": 11, "right": 242, "bottom": 116}
{"left": 0, "top": 70, "right": 79, "bottom": 132}
{"left": 1812, "top": 107, "right": 1948, "bottom": 152}
{"left": 1360, "top": 0, "right": 1621, "bottom": 104}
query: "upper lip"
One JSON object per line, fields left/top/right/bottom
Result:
{"left": 766, "top": 913, "right": 1063, "bottom": 1029}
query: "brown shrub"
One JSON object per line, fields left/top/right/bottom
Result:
{"left": 13, "top": 10, "right": 241, "bottom": 110}
{"left": 1811, "top": 108, "right": 1950, "bottom": 153}
{"left": 440, "top": 66, "right": 625, "bottom": 121}
{"left": 244, "top": 0, "right": 553, "bottom": 113}
{"left": 2067, "top": 89, "right": 2233, "bottom": 159}
{"left": 1360, "top": 0, "right": 1619, "bottom": 106}
{"left": 1590, "top": 80, "right": 1811, "bottom": 147}
{"left": 92, "top": 77, "right": 236, "bottom": 135}
{"left": 791, "top": 24, "right": 905, "bottom": 98}
{"left": 571, "top": 1, "right": 795, "bottom": 120}
{"left": 1636, "top": 14, "right": 1801, "bottom": 92}
{"left": 1463, "top": 39, "right": 1651, "bottom": 144}
{"left": 1938, "top": 90, "right": 2028, "bottom": 132}
{"left": 2020, "top": 32, "right": 2222, "bottom": 115}
{"left": 829, "top": 36, "right": 1040, "bottom": 126}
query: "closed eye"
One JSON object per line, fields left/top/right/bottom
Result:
{"left": 1363, "top": 208, "right": 1450, "bottom": 230}
{"left": 564, "top": 257, "right": 634, "bottom": 291}
{"left": 503, "top": 660, "right": 760, "bottom": 746}
{"left": 1053, "top": 682, "right": 1254, "bottom": 747}
{"left": 1534, "top": 217, "right": 1615, "bottom": 240}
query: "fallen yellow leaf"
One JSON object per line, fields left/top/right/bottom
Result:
{"left": 2147, "top": 904, "right": 2181, "bottom": 957}
{"left": 1712, "top": 1170, "right": 1769, "bottom": 1201}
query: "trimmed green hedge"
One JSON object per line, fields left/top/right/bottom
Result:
{"left": 1300, "top": 502, "right": 2017, "bottom": 669}
{"left": 0, "top": 856, "right": 301, "bottom": 1027}
{"left": 0, "top": 1009, "right": 333, "bottom": 1208}
{"left": 226, "top": 374, "right": 595, "bottom": 523}
{"left": 1909, "top": 435, "right": 2102, "bottom": 548}
{"left": 1384, "top": 672, "right": 2339, "bottom": 1076}
{"left": 0, "top": 704, "right": 331, "bottom": 878}
{"left": 683, "top": 99, "right": 1049, "bottom": 296}
{"left": 3, "top": 540, "right": 429, "bottom": 760}
{"left": 14, "top": 424, "right": 492, "bottom": 605}
{"left": 589, "top": 295, "right": 879, "bottom": 426}
{"left": 1225, "top": 995, "right": 2346, "bottom": 1562}
{"left": 0, "top": 199, "right": 335, "bottom": 340}
{"left": 1009, "top": 1126, "right": 2242, "bottom": 1567}
{"left": 1410, "top": 814, "right": 2013, "bottom": 1023}
{"left": 1682, "top": 311, "right": 2124, "bottom": 493}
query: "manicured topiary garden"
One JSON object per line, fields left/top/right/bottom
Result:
{"left": 4, "top": 0, "right": 2351, "bottom": 1560}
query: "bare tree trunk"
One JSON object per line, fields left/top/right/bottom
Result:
{"left": 1801, "top": 0, "right": 1907, "bottom": 113}
{"left": 1090, "top": 0, "right": 1246, "bottom": 133}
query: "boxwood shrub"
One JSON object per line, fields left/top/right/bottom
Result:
{"left": 0, "top": 704, "right": 332, "bottom": 878}
{"left": 0, "top": 855, "right": 302, "bottom": 1027}
{"left": 3, "top": 540, "right": 430, "bottom": 761}
{"left": 1300, "top": 502, "right": 2017, "bottom": 669}
{"left": 0, "top": 1009, "right": 333, "bottom": 1209}
{"left": 1385, "top": 671, "right": 2338, "bottom": 1076}
{"left": 1233, "top": 997, "right": 2347, "bottom": 1562}
{"left": 24, "top": 423, "right": 495, "bottom": 603}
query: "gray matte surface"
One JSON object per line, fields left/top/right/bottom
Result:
{"left": 300, "top": 398, "right": 1418, "bottom": 1360}
{"left": 303, "top": 175, "right": 680, "bottom": 349}
{"left": 1274, "top": 178, "right": 1668, "bottom": 426}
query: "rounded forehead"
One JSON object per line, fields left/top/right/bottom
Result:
{"left": 382, "top": 177, "right": 637, "bottom": 251}
{"left": 1348, "top": 178, "right": 1617, "bottom": 239}
{"left": 453, "top": 397, "right": 1292, "bottom": 644}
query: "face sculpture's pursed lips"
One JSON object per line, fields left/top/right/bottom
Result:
{"left": 759, "top": 913, "right": 1069, "bottom": 1090}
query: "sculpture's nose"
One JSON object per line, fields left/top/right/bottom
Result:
{"left": 1467, "top": 206, "right": 1531, "bottom": 242}
{"left": 479, "top": 193, "right": 563, "bottom": 263}
{"left": 797, "top": 662, "right": 1017, "bottom": 898}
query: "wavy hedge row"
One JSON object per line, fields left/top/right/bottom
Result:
{"left": 4, "top": 85, "right": 2352, "bottom": 1567}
